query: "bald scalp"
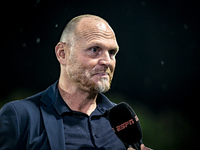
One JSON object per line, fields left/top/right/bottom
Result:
{"left": 59, "top": 14, "right": 109, "bottom": 47}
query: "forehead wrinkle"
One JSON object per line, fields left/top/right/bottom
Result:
{"left": 87, "top": 39, "right": 119, "bottom": 51}
{"left": 86, "top": 33, "right": 114, "bottom": 44}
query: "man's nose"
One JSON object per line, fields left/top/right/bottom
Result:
{"left": 98, "top": 51, "right": 111, "bottom": 67}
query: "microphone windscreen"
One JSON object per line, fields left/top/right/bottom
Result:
{"left": 108, "top": 102, "right": 142, "bottom": 146}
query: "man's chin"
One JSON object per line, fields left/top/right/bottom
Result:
{"left": 76, "top": 77, "right": 111, "bottom": 93}
{"left": 93, "top": 79, "right": 111, "bottom": 93}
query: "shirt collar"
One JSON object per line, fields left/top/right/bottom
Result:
{"left": 53, "top": 85, "right": 72, "bottom": 116}
{"left": 53, "top": 84, "right": 116, "bottom": 116}
{"left": 96, "top": 93, "right": 116, "bottom": 113}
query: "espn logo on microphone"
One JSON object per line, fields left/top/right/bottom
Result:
{"left": 112, "top": 116, "right": 139, "bottom": 132}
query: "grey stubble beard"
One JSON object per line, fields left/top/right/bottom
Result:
{"left": 67, "top": 53, "right": 112, "bottom": 93}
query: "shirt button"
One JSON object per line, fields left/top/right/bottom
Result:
{"left": 94, "top": 134, "right": 98, "bottom": 138}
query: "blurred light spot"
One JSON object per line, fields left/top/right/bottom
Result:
{"left": 55, "top": 24, "right": 58, "bottom": 28}
{"left": 36, "top": 0, "right": 40, "bottom": 4}
{"left": 161, "top": 61, "right": 164, "bottom": 65}
{"left": 183, "top": 24, "right": 188, "bottom": 30}
{"left": 162, "top": 84, "right": 167, "bottom": 90}
{"left": 22, "top": 43, "right": 26, "bottom": 47}
{"left": 141, "top": 1, "right": 146, "bottom": 6}
{"left": 36, "top": 37, "right": 40, "bottom": 43}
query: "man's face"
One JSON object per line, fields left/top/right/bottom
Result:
{"left": 66, "top": 18, "right": 119, "bottom": 93}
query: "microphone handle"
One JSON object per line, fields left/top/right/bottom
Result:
{"left": 132, "top": 140, "right": 143, "bottom": 150}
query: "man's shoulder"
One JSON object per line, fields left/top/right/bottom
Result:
{"left": 1, "top": 81, "right": 58, "bottom": 113}
{"left": 1, "top": 90, "right": 45, "bottom": 115}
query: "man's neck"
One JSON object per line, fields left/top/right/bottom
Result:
{"left": 58, "top": 80, "right": 98, "bottom": 116}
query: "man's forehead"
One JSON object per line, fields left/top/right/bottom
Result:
{"left": 75, "top": 17, "right": 115, "bottom": 38}
{"left": 77, "top": 17, "right": 108, "bottom": 28}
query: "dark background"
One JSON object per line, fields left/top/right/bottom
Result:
{"left": 1, "top": 0, "right": 200, "bottom": 149}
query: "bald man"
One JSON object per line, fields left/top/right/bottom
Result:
{"left": 0, "top": 14, "right": 151, "bottom": 150}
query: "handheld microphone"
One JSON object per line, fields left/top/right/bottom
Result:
{"left": 108, "top": 102, "right": 143, "bottom": 150}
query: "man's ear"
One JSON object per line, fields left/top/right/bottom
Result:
{"left": 55, "top": 42, "right": 68, "bottom": 65}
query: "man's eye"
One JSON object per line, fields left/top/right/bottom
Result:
{"left": 91, "top": 47, "right": 99, "bottom": 53}
{"left": 91, "top": 47, "right": 97, "bottom": 52}
{"left": 109, "top": 50, "right": 116, "bottom": 55}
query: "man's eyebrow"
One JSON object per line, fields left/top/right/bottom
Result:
{"left": 87, "top": 41, "right": 104, "bottom": 47}
{"left": 114, "top": 47, "right": 120, "bottom": 55}
{"left": 87, "top": 41, "right": 119, "bottom": 50}
{"left": 110, "top": 45, "right": 119, "bottom": 53}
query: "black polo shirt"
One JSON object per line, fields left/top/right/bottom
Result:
{"left": 53, "top": 87, "right": 126, "bottom": 150}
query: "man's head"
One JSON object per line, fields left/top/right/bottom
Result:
{"left": 55, "top": 14, "right": 119, "bottom": 93}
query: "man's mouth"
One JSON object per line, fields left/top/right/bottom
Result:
{"left": 91, "top": 67, "right": 113, "bottom": 80}
{"left": 94, "top": 72, "right": 109, "bottom": 77}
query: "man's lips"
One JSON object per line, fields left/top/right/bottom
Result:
{"left": 95, "top": 73, "right": 109, "bottom": 77}
{"left": 93, "top": 71, "right": 111, "bottom": 79}
{"left": 92, "top": 67, "right": 112, "bottom": 79}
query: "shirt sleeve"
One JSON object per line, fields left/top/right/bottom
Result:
{"left": 0, "top": 103, "right": 20, "bottom": 150}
